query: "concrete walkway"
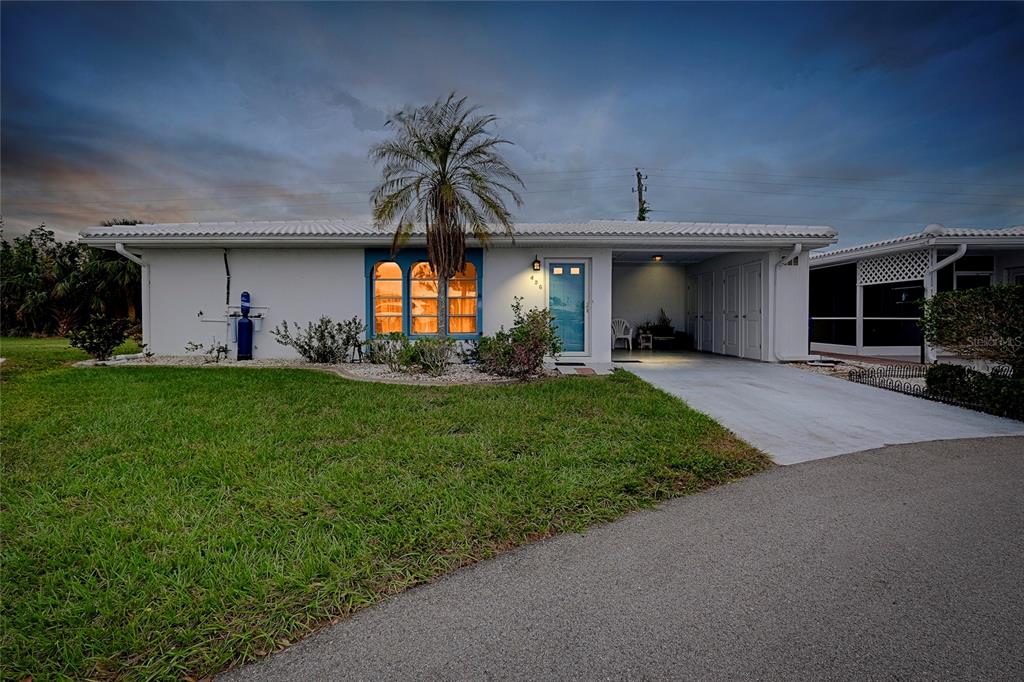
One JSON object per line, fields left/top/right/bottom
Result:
{"left": 618, "top": 352, "right": 1024, "bottom": 464}
{"left": 220, "top": 437, "right": 1024, "bottom": 681}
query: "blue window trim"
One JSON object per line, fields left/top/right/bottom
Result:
{"left": 365, "top": 248, "right": 483, "bottom": 339}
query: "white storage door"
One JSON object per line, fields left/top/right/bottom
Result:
{"left": 723, "top": 266, "right": 741, "bottom": 356}
{"left": 741, "top": 262, "right": 763, "bottom": 360}
{"left": 699, "top": 272, "right": 715, "bottom": 352}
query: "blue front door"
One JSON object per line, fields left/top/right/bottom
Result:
{"left": 548, "top": 261, "right": 587, "bottom": 353}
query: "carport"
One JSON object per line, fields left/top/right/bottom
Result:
{"left": 610, "top": 235, "right": 821, "bottom": 363}
{"left": 617, "top": 352, "right": 1024, "bottom": 464}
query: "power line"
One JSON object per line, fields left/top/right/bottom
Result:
{"left": 646, "top": 208, "right": 981, "bottom": 226}
{"left": 3, "top": 168, "right": 636, "bottom": 197}
{"left": 650, "top": 173, "right": 1022, "bottom": 199}
{"left": 650, "top": 167, "right": 1024, "bottom": 191}
{"left": 3, "top": 185, "right": 634, "bottom": 215}
{"left": 2, "top": 182, "right": 631, "bottom": 208}
{"left": 5, "top": 165, "right": 1021, "bottom": 199}
{"left": 644, "top": 183, "right": 1024, "bottom": 209}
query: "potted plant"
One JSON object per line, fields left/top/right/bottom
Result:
{"left": 650, "top": 308, "right": 674, "bottom": 338}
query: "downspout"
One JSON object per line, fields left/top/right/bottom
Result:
{"left": 926, "top": 243, "right": 967, "bottom": 276}
{"left": 771, "top": 243, "right": 809, "bottom": 362}
{"left": 223, "top": 249, "right": 231, "bottom": 305}
{"left": 115, "top": 242, "right": 144, "bottom": 267}
{"left": 921, "top": 243, "right": 967, "bottom": 362}
{"left": 115, "top": 243, "right": 149, "bottom": 349}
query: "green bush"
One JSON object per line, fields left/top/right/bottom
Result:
{"left": 925, "top": 363, "right": 1023, "bottom": 421}
{"left": 478, "top": 298, "right": 561, "bottom": 379}
{"left": 365, "top": 332, "right": 412, "bottom": 372}
{"left": 924, "top": 363, "right": 970, "bottom": 396}
{"left": 270, "top": 316, "right": 364, "bottom": 363}
{"left": 2, "top": 225, "right": 142, "bottom": 336}
{"left": 921, "top": 284, "right": 1024, "bottom": 374}
{"left": 365, "top": 334, "right": 456, "bottom": 376}
{"left": 67, "top": 315, "right": 129, "bottom": 360}
{"left": 409, "top": 336, "right": 456, "bottom": 376}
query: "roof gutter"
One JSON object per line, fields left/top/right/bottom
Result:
{"left": 771, "top": 244, "right": 817, "bottom": 363}
{"left": 84, "top": 235, "right": 839, "bottom": 250}
{"left": 115, "top": 242, "right": 145, "bottom": 266}
{"left": 115, "top": 243, "right": 150, "bottom": 350}
{"left": 926, "top": 243, "right": 967, "bottom": 274}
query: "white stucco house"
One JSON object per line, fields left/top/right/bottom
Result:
{"left": 809, "top": 224, "right": 1024, "bottom": 361}
{"left": 79, "top": 219, "right": 838, "bottom": 363}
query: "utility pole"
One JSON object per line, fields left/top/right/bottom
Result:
{"left": 633, "top": 168, "right": 650, "bottom": 221}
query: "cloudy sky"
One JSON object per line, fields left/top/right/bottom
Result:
{"left": 2, "top": 1, "right": 1022, "bottom": 246}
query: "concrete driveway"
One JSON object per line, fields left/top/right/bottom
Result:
{"left": 619, "top": 352, "right": 1024, "bottom": 464}
{"left": 220, "top": 436, "right": 1024, "bottom": 681}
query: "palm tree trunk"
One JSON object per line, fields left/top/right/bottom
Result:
{"left": 438, "top": 275, "right": 449, "bottom": 338}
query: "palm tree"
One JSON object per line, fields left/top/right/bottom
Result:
{"left": 370, "top": 93, "right": 523, "bottom": 337}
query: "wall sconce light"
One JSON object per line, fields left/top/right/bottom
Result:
{"left": 532, "top": 255, "right": 542, "bottom": 271}
{"left": 652, "top": 254, "right": 663, "bottom": 262}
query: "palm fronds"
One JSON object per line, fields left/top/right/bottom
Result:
{"left": 369, "top": 93, "right": 523, "bottom": 336}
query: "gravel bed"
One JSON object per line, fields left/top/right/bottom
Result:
{"left": 75, "top": 354, "right": 516, "bottom": 385}
{"left": 336, "top": 362, "right": 514, "bottom": 385}
{"left": 791, "top": 358, "right": 894, "bottom": 379}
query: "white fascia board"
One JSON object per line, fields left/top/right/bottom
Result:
{"left": 82, "top": 235, "right": 837, "bottom": 250}
{"left": 810, "top": 239, "right": 929, "bottom": 267}
{"left": 811, "top": 235, "right": 1024, "bottom": 268}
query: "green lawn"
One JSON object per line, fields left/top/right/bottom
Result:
{"left": 0, "top": 337, "right": 769, "bottom": 680}
{"left": 0, "top": 335, "right": 139, "bottom": 375}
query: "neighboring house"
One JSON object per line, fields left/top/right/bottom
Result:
{"left": 809, "top": 224, "right": 1024, "bottom": 361}
{"left": 79, "top": 220, "right": 837, "bottom": 363}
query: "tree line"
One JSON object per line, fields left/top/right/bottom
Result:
{"left": 1, "top": 220, "right": 142, "bottom": 337}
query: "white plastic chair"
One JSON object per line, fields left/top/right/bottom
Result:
{"left": 611, "top": 318, "right": 634, "bottom": 350}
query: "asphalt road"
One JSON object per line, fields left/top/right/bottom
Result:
{"left": 221, "top": 436, "right": 1024, "bottom": 681}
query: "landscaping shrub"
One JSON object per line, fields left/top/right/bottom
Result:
{"left": 364, "top": 334, "right": 456, "bottom": 375}
{"left": 921, "top": 284, "right": 1024, "bottom": 374}
{"left": 2, "top": 224, "right": 142, "bottom": 336}
{"left": 365, "top": 332, "right": 412, "bottom": 372}
{"left": 270, "top": 316, "right": 365, "bottom": 363}
{"left": 925, "top": 363, "right": 1023, "bottom": 421}
{"left": 924, "top": 363, "right": 970, "bottom": 396}
{"left": 184, "top": 339, "right": 230, "bottom": 364}
{"left": 478, "top": 298, "right": 561, "bottom": 379}
{"left": 67, "top": 315, "right": 129, "bottom": 360}
{"left": 409, "top": 336, "right": 456, "bottom": 376}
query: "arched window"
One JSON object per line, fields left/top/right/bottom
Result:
{"left": 448, "top": 263, "right": 478, "bottom": 333}
{"left": 410, "top": 261, "right": 479, "bottom": 334}
{"left": 373, "top": 262, "right": 403, "bottom": 334}
{"left": 410, "top": 262, "right": 439, "bottom": 334}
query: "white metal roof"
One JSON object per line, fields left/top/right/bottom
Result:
{"left": 80, "top": 219, "right": 837, "bottom": 246}
{"left": 810, "top": 224, "right": 1024, "bottom": 266}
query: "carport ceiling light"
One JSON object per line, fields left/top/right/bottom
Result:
{"left": 652, "top": 254, "right": 663, "bottom": 262}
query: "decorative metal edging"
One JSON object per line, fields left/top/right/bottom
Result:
{"left": 846, "top": 365, "right": 990, "bottom": 414}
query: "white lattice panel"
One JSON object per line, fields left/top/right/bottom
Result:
{"left": 857, "top": 250, "right": 929, "bottom": 285}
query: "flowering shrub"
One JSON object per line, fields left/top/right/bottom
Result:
{"left": 478, "top": 298, "right": 561, "bottom": 379}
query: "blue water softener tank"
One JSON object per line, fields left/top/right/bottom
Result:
{"left": 237, "top": 291, "right": 254, "bottom": 360}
